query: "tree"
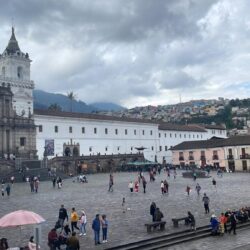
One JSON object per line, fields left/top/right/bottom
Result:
{"left": 67, "top": 91, "right": 76, "bottom": 112}
{"left": 48, "top": 103, "right": 62, "bottom": 112}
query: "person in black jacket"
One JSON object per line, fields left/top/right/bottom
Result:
{"left": 187, "top": 211, "right": 196, "bottom": 230}
{"left": 228, "top": 212, "right": 237, "bottom": 235}
{"left": 150, "top": 202, "right": 156, "bottom": 222}
{"left": 58, "top": 204, "right": 68, "bottom": 231}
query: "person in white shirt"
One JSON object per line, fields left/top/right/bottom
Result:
{"left": 79, "top": 210, "right": 87, "bottom": 236}
{"left": 28, "top": 236, "right": 40, "bottom": 250}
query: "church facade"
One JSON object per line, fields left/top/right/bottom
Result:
{"left": 0, "top": 28, "right": 227, "bottom": 163}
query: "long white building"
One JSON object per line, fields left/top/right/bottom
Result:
{"left": 34, "top": 109, "right": 227, "bottom": 162}
{"left": 0, "top": 27, "right": 227, "bottom": 163}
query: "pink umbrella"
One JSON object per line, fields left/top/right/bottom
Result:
{"left": 0, "top": 210, "right": 45, "bottom": 249}
{"left": 0, "top": 210, "right": 45, "bottom": 227}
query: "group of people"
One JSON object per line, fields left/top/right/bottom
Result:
{"left": 48, "top": 204, "right": 109, "bottom": 249}
{"left": 128, "top": 177, "right": 147, "bottom": 193}
{"left": 52, "top": 176, "right": 63, "bottom": 189}
{"left": 150, "top": 202, "right": 164, "bottom": 222}
{"left": 210, "top": 207, "right": 250, "bottom": 236}
{"left": 29, "top": 176, "right": 40, "bottom": 193}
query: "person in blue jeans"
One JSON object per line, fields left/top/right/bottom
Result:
{"left": 101, "top": 214, "right": 108, "bottom": 243}
{"left": 92, "top": 214, "right": 101, "bottom": 245}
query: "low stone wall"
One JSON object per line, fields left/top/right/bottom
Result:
{"left": 48, "top": 153, "right": 145, "bottom": 175}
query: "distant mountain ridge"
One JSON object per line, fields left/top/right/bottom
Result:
{"left": 33, "top": 90, "right": 125, "bottom": 113}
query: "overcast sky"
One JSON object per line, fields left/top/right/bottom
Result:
{"left": 0, "top": 0, "right": 250, "bottom": 108}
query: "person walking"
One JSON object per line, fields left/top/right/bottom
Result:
{"left": 160, "top": 181, "right": 164, "bottom": 194}
{"left": 142, "top": 177, "right": 147, "bottom": 193}
{"left": 101, "top": 214, "right": 108, "bottom": 243}
{"left": 58, "top": 205, "right": 69, "bottom": 231}
{"left": 79, "top": 211, "right": 87, "bottom": 236}
{"left": 202, "top": 193, "right": 210, "bottom": 214}
{"left": 71, "top": 208, "right": 79, "bottom": 232}
{"left": 122, "top": 197, "right": 126, "bottom": 213}
{"left": 29, "top": 179, "right": 34, "bottom": 193}
{"left": 52, "top": 177, "right": 56, "bottom": 188}
{"left": 108, "top": 174, "right": 114, "bottom": 192}
{"left": 187, "top": 211, "right": 196, "bottom": 231}
{"left": 109, "top": 173, "right": 114, "bottom": 191}
{"left": 34, "top": 179, "right": 39, "bottom": 193}
{"left": 193, "top": 172, "right": 197, "bottom": 181}
{"left": 66, "top": 231, "right": 80, "bottom": 250}
{"left": 195, "top": 183, "right": 201, "bottom": 196}
{"left": 1, "top": 183, "right": 5, "bottom": 197}
{"left": 134, "top": 180, "right": 139, "bottom": 192}
{"left": 163, "top": 180, "right": 169, "bottom": 194}
{"left": 228, "top": 212, "right": 237, "bottom": 235}
{"left": 92, "top": 214, "right": 101, "bottom": 245}
{"left": 212, "top": 178, "right": 217, "bottom": 188}
{"left": 128, "top": 181, "right": 133, "bottom": 193}
{"left": 5, "top": 184, "right": 10, "bottom": 197}
{"left": 150, "top": 202, "right": 156, "bottom": 222}
{"left": 186, "top": 185, "right": 191, "bottom": 196}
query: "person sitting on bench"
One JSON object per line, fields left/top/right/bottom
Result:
{"left": 154, "top": 207, "right": 164, "bottom": 222}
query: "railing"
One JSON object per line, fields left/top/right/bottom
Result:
{"left": 212, "top": 155, "right": 219, "bottom": 160}
{"left": 189, "top": 156, "right": 194, "bottom": 160}
{"left": 240, "top": 154, "right": 250, "bottom": 159}
{"left": 179, "top": 156, "right": 184, "bottom": 161}
{"left": 227, "top": 155, "right": 234, "bottom": 160}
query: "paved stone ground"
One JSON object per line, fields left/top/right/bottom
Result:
{"left": 1, "top": 171, "right": 250, "bottom": 249}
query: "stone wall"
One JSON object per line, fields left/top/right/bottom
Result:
{"left": 48, "top": 153, "right": 145, "bottom": 175}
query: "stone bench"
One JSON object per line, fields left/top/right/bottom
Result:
{"left": 172, "top": 217, "right": 189, "bottom": 227}
{"left": 145, "top": 221, "right": 166, "bottom": 233}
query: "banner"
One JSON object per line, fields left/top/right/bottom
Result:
{"left": 45, "top": 139, "right": 54, "bottom": 156}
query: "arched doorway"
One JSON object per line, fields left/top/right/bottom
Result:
{"left": 64, "top": 147, "right": 71, "bottom": 157}
{"left": 73, "top": 147, "right": 79, "bottom": 157}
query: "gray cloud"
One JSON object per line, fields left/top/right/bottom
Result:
{"left": 0, "top": 0, "right": 249, "bottom": 107}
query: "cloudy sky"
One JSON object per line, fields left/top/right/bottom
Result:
{"left": 0, "top": 0, "right": 250, "bottom": 108}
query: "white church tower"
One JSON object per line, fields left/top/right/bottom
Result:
{"left": 0, "top": 27, "right": 34, "bottom": 117}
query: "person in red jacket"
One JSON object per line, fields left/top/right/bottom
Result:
{"left": 48, "top": 228, "right": 60, "bottom": 250}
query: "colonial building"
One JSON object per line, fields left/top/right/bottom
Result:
{"left": 0, "top": 27, "right": 34, "bottom": 118}
{"left": 0, "top": 85, "right": 36, "bottom": 159}
{"left": 0, "top": 27, "right": 228, "bottom": 163}
{"left": 34, "top": 109, "right": 226, "bottom": 162}
{"left": 171, "top": 136, "right": 250, "bottom": 171}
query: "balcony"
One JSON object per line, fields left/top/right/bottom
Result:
{"left": 200, "top": 156, "right": 206, "bottom": 161}
{"left": 240, "top": 154, "right": 250, "bottom": 159}
{"left": 213, "top": 155, "right": 219, "bottom": 160}
{"left": 189, "top": 156, "right": 194, "bottom": 161}
{"left": 227, "top": 155, "right": 234, "bottom": 160}
{"left": 179, "top": 156, "right": 184, "bottom": 161}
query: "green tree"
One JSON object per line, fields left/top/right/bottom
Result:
{"left": 67, "top": 91, "right": 76, "bottom": 112}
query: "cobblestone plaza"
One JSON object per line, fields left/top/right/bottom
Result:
{"left": 1, "top": 171, "right": 250, "bottom": 249}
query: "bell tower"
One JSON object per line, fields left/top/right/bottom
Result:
{"left": 0, "top": 27, "right": 34, "bottom": 117}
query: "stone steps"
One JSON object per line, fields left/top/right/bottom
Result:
{"left": 105, "top": 222, "right": 250, "bottom": 250}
